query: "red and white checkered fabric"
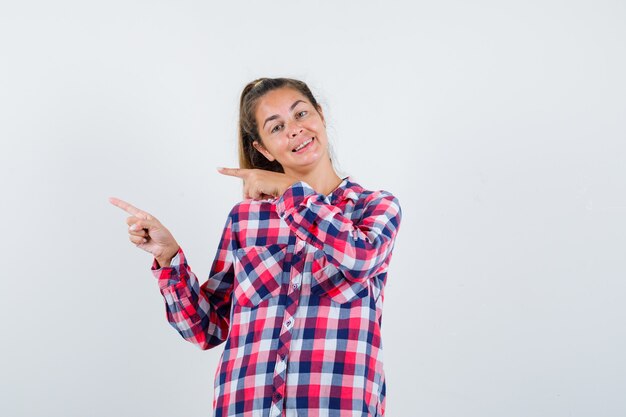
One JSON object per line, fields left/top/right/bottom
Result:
{"left": 152, "top": 177, "right": 402, "bottom": 417}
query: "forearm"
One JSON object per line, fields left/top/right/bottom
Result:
{"left": 275, "top": 182, "right": 402, "bottom": 282}
{"left": 152, "top": 247, "right": 232, "bottom": 350}
{"left": 161, "top": 273, "right": 229, "bottom": 350}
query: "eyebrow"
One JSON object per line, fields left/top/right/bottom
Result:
{"left": 262, "top": 100, "right": 306, "bottom": 130}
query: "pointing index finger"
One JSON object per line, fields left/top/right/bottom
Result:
{"left": 218, "top": 167, "right": 249, "bottom": 178}
{"left": 109, "top": 197, "right": 150, "bottom": 219}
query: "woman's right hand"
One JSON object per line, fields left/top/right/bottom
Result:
{"left": 109, "top": 197, "right": 180, "bottom": 267}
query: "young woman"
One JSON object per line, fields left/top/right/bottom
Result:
{"left": 110, "top": 78, "right": 402, "bottom": 417}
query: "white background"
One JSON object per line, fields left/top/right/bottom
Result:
{"left": 1, "top": 1, "right": 625, "bottom": 416}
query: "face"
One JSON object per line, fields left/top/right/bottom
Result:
{"left": 253, "top": 87, "right": 329, "bottom": 175}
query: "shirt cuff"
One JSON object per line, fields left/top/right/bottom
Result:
{"left": 275, "top": 181, "right": 317, "bottom": 217}
{"left": 150, "top": 247, "right": 187, "bottom": 289}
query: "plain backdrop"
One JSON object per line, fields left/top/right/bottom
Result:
{"left": 1, "top": 1, "right": 625, "bottom": 416}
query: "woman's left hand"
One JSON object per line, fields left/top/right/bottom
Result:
{"left": 218, "top": 167, "right": 297, "bottom": 200}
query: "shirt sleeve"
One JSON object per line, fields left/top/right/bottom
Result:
{"left": 274, "top": 181, "right": 402, "bottom": 283}
{"left": 151, "top": 212, "right": 235, "bottom": 350}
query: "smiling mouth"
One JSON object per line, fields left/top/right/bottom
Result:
{"left": 292, "top": 137, "right": 314, "bottom": 152}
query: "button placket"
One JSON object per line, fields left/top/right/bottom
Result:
{"left": 269, "top": 402, "right": 282, "bottom": 417}
{"left": 270, "top": 238, "right": 306, "bottom": 415}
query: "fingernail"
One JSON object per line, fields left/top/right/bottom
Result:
{"left": 130, "top": 224, "right": 137, "bottom": 231}
{"left": 143, "top": 238, "right": 148, "bottom": 243}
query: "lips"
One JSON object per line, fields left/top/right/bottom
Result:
{"left": 292, "top": 137, "right": 315, "bottom": 152}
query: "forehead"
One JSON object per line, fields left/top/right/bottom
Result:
{"left": 255, "top": 88, "right": 309, "bottom": 120}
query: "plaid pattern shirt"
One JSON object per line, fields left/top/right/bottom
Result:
{"left": 151, "top": 177, "right": 402, "bottom": 417}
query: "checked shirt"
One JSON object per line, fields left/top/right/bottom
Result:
{"left": 151, "top": 177, "right": 402, "bottom": 417}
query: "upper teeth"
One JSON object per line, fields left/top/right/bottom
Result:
{"left": 294, "top": 138, "right": 313, "bottom": 152}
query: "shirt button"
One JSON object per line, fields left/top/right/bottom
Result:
{"left": 284, "top": 318, "right": 293, "bottom": 329}
{"left": 292, "top": 275, "right": 301, "bottom": 288}
{"left": 273, "top": 392, "right": 282, "bottom": 400}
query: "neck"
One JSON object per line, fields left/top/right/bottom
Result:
{"left": 285, "top": 158, "right": 343, "bottom": 196}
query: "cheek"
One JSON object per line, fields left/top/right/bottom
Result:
{"left": 303, "top": 119, "right": 325, "bottom": 137}
{"left": 265, "top": 138, "right": 290, "bottom": 156}
{"left": 311, "top": 122, "right": 328, "bottom": 142}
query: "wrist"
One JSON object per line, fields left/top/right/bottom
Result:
{"left": 279, "top": 177, "right": 297, "bottom": 196}
{"left": 156, "top": 245, "right": 179, "bottom": 268}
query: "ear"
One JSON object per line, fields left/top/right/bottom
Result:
{"left": 252, "top": 140, "right": 275, "bottom": 162}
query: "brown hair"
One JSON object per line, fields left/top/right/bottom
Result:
{"left": 238, "top": 78, "right": 322, "bottom": 172}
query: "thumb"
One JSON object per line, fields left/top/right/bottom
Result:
{"left": 130, "top": 217, "right": 159, "bottom": 231}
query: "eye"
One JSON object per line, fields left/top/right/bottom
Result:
{"left": 270, "top": 124, "right": 283, "bottom": 134}
{"left": 296, "top": 110, "right": 308, "bottom": 118}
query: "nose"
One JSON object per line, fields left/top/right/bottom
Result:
{"left": 287, "top": 121, "right": 303, "bottom": 138}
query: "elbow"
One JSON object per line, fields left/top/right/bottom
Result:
{"left": 339, "top": 237, "right": 397, "bottom": 283}
{"left": 196, "top": 337, "right": 226, "bottom": 351}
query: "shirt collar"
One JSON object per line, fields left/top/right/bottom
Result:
{"left": 327, "top": 176, "right": 360, "bottom": 204}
